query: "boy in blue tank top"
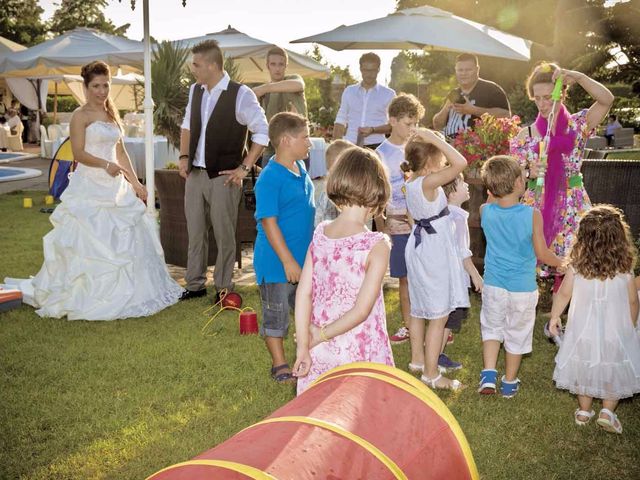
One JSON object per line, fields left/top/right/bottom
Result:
{"left": 478, "top": 156, "right": 562, "bottom": 398}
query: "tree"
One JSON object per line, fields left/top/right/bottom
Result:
{"left": 393, "top": 0, "right": 640, "bottom": 124}
{"left": 151, "top": 41, "right": 193, "bottom": 149}
{"left": 0, "top": 0, "right": 46, "bottom": 46}
{"left": 48, "top": 0, "right": 130, "bottom": 36}
{"left": 304, "top": 45, "right": 356, "bottom": 129}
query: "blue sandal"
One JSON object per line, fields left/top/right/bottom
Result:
{"left": 270, "top": 364, "right": 296, "bottom": 384}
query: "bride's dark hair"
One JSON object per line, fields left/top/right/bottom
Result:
{"left": 81, "top": 61, "right": 121, "bottom": 129}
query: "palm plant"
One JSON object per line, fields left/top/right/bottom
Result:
{"left": 151, "top": 41, "right": 244, "bottom": 149}
{"left": 151, "top": 40, "right": 193, "bottom": 149}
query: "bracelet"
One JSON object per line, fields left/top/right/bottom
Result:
{"left": 320, "top": 326, "right": 330, "bottom": 342}
{"left": 179, "top": 154, "right": 189, "bottom": 160}
{"left": 104, "top": 160, "right": 109, "bottom": 170}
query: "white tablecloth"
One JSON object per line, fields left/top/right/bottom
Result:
{"left": 308, "top": 137, "right": 327, "bottom": 179}
{"left": 123, "top": 136, "right": 179, "bottom": 179}
{"left": 0, "top": 125, "right": 10, "bottom": 149}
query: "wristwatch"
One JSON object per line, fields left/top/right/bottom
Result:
{"left": 239, "top": 164, "right": 250, "bottom": 172}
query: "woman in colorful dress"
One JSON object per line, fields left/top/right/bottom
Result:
{"left": 510, "top": 62, "right": 614, "bottom": 284}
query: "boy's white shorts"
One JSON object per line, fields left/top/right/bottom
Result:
{"left": 480, "top": 285, "right": 539, "bottom": 355}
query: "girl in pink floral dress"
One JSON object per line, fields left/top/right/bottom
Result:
{"left": 293, "top": 146, "right": 394, "bottom": 394}
{"left": 509, "top": 62, "right": 614, "bottom": 280}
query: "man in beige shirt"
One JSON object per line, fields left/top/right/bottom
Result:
{"left": 253, "top": 46, "right": 307, "bottom": 165}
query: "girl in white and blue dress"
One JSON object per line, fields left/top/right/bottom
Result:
{"left": 402, "top": 129, "right": 470, "bottom": 391}
{"left": 549, "top": 205, "right": 640, "bottom": 433}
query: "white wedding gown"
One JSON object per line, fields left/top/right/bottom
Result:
{"left": 5, "top": 121, "right": 183, "bottom": 320}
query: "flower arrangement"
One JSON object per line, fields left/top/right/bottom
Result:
{"left": 452, "top": 114, "right": 521, "bottom": 171}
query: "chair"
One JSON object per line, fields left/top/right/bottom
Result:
{"left": 48, "top": 124, "right": 63, "bottom": 142}
{"left": 613, "top": 127, "right": 634, "bottom": 148}
{"left": 585, "top": 135, "right": 607, "bottom": 150}
{"left": 7, "top": 122, "right": 24, "bottom": 151}
{"left": 39, "top": 125, "right": 54, "bottom": 158}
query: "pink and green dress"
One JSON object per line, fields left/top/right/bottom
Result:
{"left": 509, "top": 108, "right": 593, "bottom": 276}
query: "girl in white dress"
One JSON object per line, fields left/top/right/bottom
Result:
{"left": 5, "top": 61, "right": 183, "bottom": 320}
{"left": 549, "top": 205, "right": 640, "bottom": 433}
{"left": 403, "top": 129, "right": 469, "bottom": 390}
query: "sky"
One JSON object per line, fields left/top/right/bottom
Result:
{"left": 39, "top": 0, "right": 400, "bottom": 84}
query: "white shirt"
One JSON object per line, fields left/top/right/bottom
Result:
{"left": 376, "top": 140, "right": 406, "bottom": 215}
{"left": 449, "top": 204, "right": 472, "bottom": 288}
{"left": 335, "top": 82, "right": 395, "bottom": 145}
{"left": 181, "top": 72, "right": 269, "bottom": 168}
{"left": 7, "top": 115, "right": 21, "bottom": 131}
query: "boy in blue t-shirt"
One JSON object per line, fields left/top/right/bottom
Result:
{"left": 479, "top": 155, "right": 562, "bottom": 398}
{"left": 254, "top": 112, "right": 315, "bottom": 384}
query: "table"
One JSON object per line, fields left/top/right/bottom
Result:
{"left": 0, "top": 125, "right": 10, "bottom": 150}
{"left": 123, "top": 136, "right": 179, "bottom": 180}
{"left": 307, "top": 137, "right": 327, "bottom": 179}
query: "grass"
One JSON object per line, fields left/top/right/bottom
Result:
{"left": 1, "top": 190, "right": 639, "bottom": 480}
{"left": 604, "top": 150, "right": 640, "bottom": 160}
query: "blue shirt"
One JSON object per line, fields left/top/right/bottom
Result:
{"left": 254, "top": 158, "right": 315, "bottom": 284}
{"left": 481, "top": 203, "right": 537, "bottom": 292}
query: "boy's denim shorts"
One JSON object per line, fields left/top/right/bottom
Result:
{"left": 390, "top": 233, "right": 410, "bottom": 278}
{"left": 258, "top": 282, "right": 297, "bottom": 338}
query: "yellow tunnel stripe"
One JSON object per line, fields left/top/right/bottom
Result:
{"left": 309, "top": 363, "right": 479, "bottom": 480}
{"left": 250, "top": 416, "right": 407, "bottom": 480}
{"left": 146, "top": 459, "right": 278, "bottom": 480}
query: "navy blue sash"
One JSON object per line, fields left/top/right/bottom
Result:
{"left": 413, "top": 206, "right": 450, "bottom": 247}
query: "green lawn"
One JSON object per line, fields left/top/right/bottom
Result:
{"left": 604, "top": 149, "right": 640, "bottom": 160}
{"left": 1, "top": 191, "right": 639, "bottom": 480}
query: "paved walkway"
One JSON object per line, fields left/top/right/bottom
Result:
{"left": 0, "top": 145, "right": 50, "bottom": 195}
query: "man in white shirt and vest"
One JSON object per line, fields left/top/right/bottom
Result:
{"left": 333, "top": 52, "right": 395, "bottom": 149}
{"left": 178, "top": 40, "right": 269, "bottom": 301}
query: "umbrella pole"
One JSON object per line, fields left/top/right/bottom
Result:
{"left": 53, "top": 82, "right": 58, "bottom": 125}
{"left": 142, "top": 0, "right": 156, "bottom": 215}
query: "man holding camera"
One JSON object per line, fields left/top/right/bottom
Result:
{"left": 433, "top": 53, "right": 510, "bottom": 138}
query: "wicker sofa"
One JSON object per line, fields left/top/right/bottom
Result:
{"left": 581, "top": 159, "right": 640, "bottom": 237}
{"left": 155, "top": 169, "right": 257, "bottom": 269}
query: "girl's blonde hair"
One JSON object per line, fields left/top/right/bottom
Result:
{"left": 81, "top": 61, "right": 121, "bottom": 130}
{"left": 327, "top": 146, "right": 390, "bottom": 218}
{"left": 401, "top": 136, "right": 444, "bottom": 174}
{"left": 525, "top": 61, "right": 568, "bottom": 99}
{"left": 569, "top": 205, "right": 636, "bottom": 280}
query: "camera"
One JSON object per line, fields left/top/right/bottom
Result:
{"left": 447, "top": 90, "right": 466, "bottom": 104}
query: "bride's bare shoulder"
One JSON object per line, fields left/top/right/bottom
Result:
{"left": 70, "top": 107, "right": 90, "bottom": 126}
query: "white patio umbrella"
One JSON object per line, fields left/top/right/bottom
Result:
{"left": 63, "top": 73, "right": 143, "bottom": 111}
{"left": 173, "top": 26, "right": 330, "bottom": 83}
{"left": 292, "top": 5, "right": 533, "bottom": 62}
{"left": 0, "top": 28, "right": 143, "bottom": 77}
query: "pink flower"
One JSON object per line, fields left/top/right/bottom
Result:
{"left": 454, "top": 114, "right": 521, "bottom": 168}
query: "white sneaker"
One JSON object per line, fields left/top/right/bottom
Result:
{"left": 390, "top": 326, "right": 410, "bottom": 344}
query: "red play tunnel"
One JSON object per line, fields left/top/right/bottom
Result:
{"left": 147, "top": 362, "right": 479, "bottom": 480}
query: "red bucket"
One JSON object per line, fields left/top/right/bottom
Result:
{"left": 239, "top": 311, "right": 258, "bottom": 335}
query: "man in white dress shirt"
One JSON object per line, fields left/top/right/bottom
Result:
{"left": 333, "top": 52, "right": 395, "bottom": 149}
{"left": 178, "top": 40, "right": 269, "bottom": 301}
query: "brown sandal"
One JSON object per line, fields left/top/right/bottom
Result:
{"left": 270, "top": 364, "right": 296, "bottom": 384}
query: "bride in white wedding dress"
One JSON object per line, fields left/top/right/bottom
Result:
{"left": 5, "top": 61, "right": 184, "bottom": 320}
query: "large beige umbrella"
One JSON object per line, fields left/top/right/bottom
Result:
{"left": 174, "top": 26, "right": 330, "bottom": 82}
{"left": 63, "top": 73, "right": 143, "bottom": 111}
{"left": 0, "top": 28, "right": 143, "bottom": 77}
{"left": 0, "top": 36, "right": 31, "bottom": 110}
{"left": 292, "top": 5, "right": 533, "bottom": 61}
